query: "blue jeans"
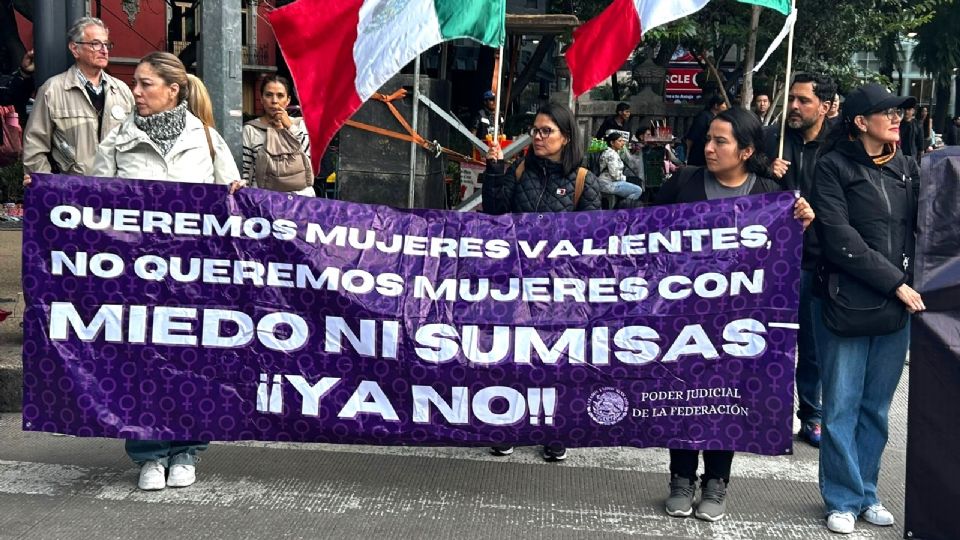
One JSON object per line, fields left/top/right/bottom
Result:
{"left": 813, "top": 301, "right": 909, "bottom": 515}
{"left": 796, "top": 270, "right": 822, "bottom": 425}
{"left": 125, "top": 440, "right": 208, "bottom": 466}
{"left": 606, "top": 181, "right": 643, "bottom": 200}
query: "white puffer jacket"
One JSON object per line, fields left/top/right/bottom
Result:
{"left": 92, "top": 110, "right": 240, "bottom": 184}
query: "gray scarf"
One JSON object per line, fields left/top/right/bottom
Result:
{"left": 134, "top": 101, "right": 187, "bottom": 156}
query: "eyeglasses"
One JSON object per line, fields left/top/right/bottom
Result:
{"left": 874, "top": 107, "right": 904, "bottom": 121}
{"left": 529, "top": 126, "right": 557, "bottom": 139}
{"left": 75, "top": 40, "right": 114, "bottom": 52}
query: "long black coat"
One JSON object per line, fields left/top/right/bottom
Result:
{"left": 812, "top": 140, "right": 920, "bottom": 297}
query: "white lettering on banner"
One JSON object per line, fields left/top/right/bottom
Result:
{"left": 48, "top": 303, "right": 308, "bottom": 352}
{"left": 412, "top": 386, "right": 469, "bottom": 424}
{"left": 285, "top": 375, "right": 341, "bottom": 416}
{"left": 472, "top": 386, "right": 526, "bottom": 425}
{"left": 47, "top": 205, "right": 775, "bottom": 262}
{"left": 125, "top": 254, "right": 406, "bottom": 296}
{"left": 258, "top": 378, "right": 560, "bottom": 427}
{"left": 325, "top": 317, "right": 399, "bottom": 358}
{"left": 413, "top": 319, "right": 768, "bottom": 366}
{"left": 337, "top": 381, "right": 400, "bottom": 421}
{"left": 49, "top": 302, "right": 123, "bottom": 342}
{"left": 46, "top": 302, "right": 772, "bottom": 366}
{"left": 303, "top": 224, "right": 511, "bottom": 259}
{"left": 50, "top": 251, "right": 123, "bottom": 279}
{"left": 411, "top": 271, "right": 762, "bottom": 303}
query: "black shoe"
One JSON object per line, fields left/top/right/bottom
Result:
{"left": 489, "top": 445, "right": 514, "bottom": 456}
{"left": 542, "top": 444, "right": 567, "bottom": 462}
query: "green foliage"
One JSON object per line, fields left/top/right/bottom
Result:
{"left": 912, "top": 0, "right": 960, "bottom": 83}
{"left": 0, "top": 161, "right": 24, "bottom": 203}
{"left": 549, "top": 0, "right": 954, "bottom": 96}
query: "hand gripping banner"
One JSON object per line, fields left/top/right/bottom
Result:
{"left": 22, "top": 174, "right": 801, "bottom": 455}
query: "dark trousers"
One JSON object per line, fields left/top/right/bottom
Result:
{"left": 669, "top": 449, "right": 734, "bottom": 483}
{"left": 797, "top": 270, "right": 823, "bottom": 424}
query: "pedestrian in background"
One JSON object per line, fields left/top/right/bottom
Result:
{"left": 899, "top": 106, "right": 924, "bottom": 165}
{"left": 483, "top": 101, "right": 601, "bottom": 462}
{"left": 811, "top": 83, "right": 923, "bottom": 535}
{"left": 242, "top": 75, "right": 314, "bottom": 196}
{"left": 598, "top": 130, "right": 643, "bottom": 202}
{"left": 684, "top": 95, "right": 727, "bottom": 167}
{"left": 657, "top": 107, "right": 814, "bottom": 522}
{"left": 92, "top": 52, "right": 241, "bottom": 491}
{"left": 943, "top": 116, "right": 960, "bottom": 147}
{"left": 0, "top": 49, "right": 35, "bottom": 116}
{"left": 917, "top": 106, "right": 933, "bottom": 151}
{"left": 753, "top": 92, "right": 771, "bottom": 125}
{"left": 595, "top": 101, "right": 631, "bottom": 140}
{"left": 764, "top": 72, "right": 837, "bottom": 449}
{"left": 22, "top": 17, "right": 133, "bottom": 175}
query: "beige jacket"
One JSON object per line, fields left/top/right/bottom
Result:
{"left": 22, "top": 67, "right": 134, "bottom": 174}
{"left": 92, "top": 110, "right": 240, "bottom": 185}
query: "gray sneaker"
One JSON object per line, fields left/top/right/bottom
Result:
{"left": 665, "top": 475, "right": 696, "bottom": 517}
{"left": 695, "top": 478, "right": 728, "bottom": 522}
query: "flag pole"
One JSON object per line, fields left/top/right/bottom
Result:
{"left": 492, "top": 43, "right": 505, "bottom": 142}
{"left": 777, "top": 0, "right": 797, "bottom": 160}
{"left": 408, "top": 54, "right": 421, "bottom": 208}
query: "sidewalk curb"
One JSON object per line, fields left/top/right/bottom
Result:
{"left": 0, "top": 364, "right": 22, "bottom": 412}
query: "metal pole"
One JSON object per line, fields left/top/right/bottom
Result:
{"left": 492, "top": 44, "right": 505, "bottom": 142}
{"left": 66, "top": 0, "right": 88, "bottom": 27}
{"left": 408, "top": 55, "right": 421, "bottom": 208}
{"left": 777, "top": 0, "right": 797, "bottom": 160}
{"left": 35, "top": 0, "right": 68, "bottom": 85}
{"left": 200, "top": 1, "right": 243, "bottom": 169}
{"left": 439, "top": 43, "right": 448, "bottom": 81}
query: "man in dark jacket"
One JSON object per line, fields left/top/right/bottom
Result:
{"left": 685, "top": 95, "right": 726, "bottom": 166}
{"left": 944, "top": 116, "right": 960, "bottom": 147}
{"left": 763, "top": 72, "right": 836, "bottom": 448}
{"left": 899, "top": 106, "right": 923, "bottom": 164}
{"left": 595, "top": 102, "right": 631, "bottom": 140}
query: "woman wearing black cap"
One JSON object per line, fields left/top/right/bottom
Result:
{"left": 811, "top": 83, "right": 924, "bottom": 534}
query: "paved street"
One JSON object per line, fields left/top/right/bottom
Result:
{"left": 0, "top": 373, "right": 910, "bottom": 540}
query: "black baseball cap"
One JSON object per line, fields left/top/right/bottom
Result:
{"left": 842, "top": 83, "right": 917, "bottom": 121}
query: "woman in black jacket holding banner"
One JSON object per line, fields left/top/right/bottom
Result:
{"left": 483, "top": 102, "right": 600, "bottom": 462}
{"left": 811, "top": 83, "right": 923, "bottom": 535}
{"left": 654, "top": 107, "right": 813, "bottom": 522}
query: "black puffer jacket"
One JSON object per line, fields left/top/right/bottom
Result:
{"left": 482, "top": 154, "right": 601, "bottom": 214}
{"left": 812, "top": 139, "right": 920, "bottom": 297}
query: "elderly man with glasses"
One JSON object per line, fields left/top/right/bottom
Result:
{"left": 23, "top": 17, "right": 134, "bottom": 175}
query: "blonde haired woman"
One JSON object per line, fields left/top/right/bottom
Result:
{"left": 185, "top": 73, "right": 215, "bottom": 128}
{"left": 91, "top": 51, "right": 241, "bottom": 491}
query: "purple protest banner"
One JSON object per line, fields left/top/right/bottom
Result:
{"left": 22, "top": 174, "right": 801, "bottom": 455}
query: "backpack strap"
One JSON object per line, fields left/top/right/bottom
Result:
{"left": 203, "top": 125, "right": 216, "bottom": 162}
{"left": 574, "top": 167, "right": 587, "bottom": 207}
{"left": 514, "top": 160, "right": 525, "bottom": 180}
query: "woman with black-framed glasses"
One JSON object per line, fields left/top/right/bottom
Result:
{"left": 482, "top": 101, "right": 601, "bottom": 462}
{"left": 812, "top": 83, "right": 924, "bottom": 535}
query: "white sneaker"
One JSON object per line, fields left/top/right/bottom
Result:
{"left": 826, "top": 512, "right": 856, "bottom": 534}
{"left": 166, "top": 464, "right": 196, "bottom": 488}
{"left": 861, "top": 504, "right": 895, "bottom": 526}
{"left": 138, "top": 460, "right": 166, "bottom": 491}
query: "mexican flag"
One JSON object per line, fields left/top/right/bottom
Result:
{"left": 565, "top": 0, "right": 792, "bottom": 97}
{"left": 271, "top": 0, "right": 505, "bottom": 168}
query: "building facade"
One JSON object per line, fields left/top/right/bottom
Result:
{"left": 17, "top": 0, "right": 278, "bottom": 117}
{"left": 852, "top": 38, "right": 957, "bottom": 114}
